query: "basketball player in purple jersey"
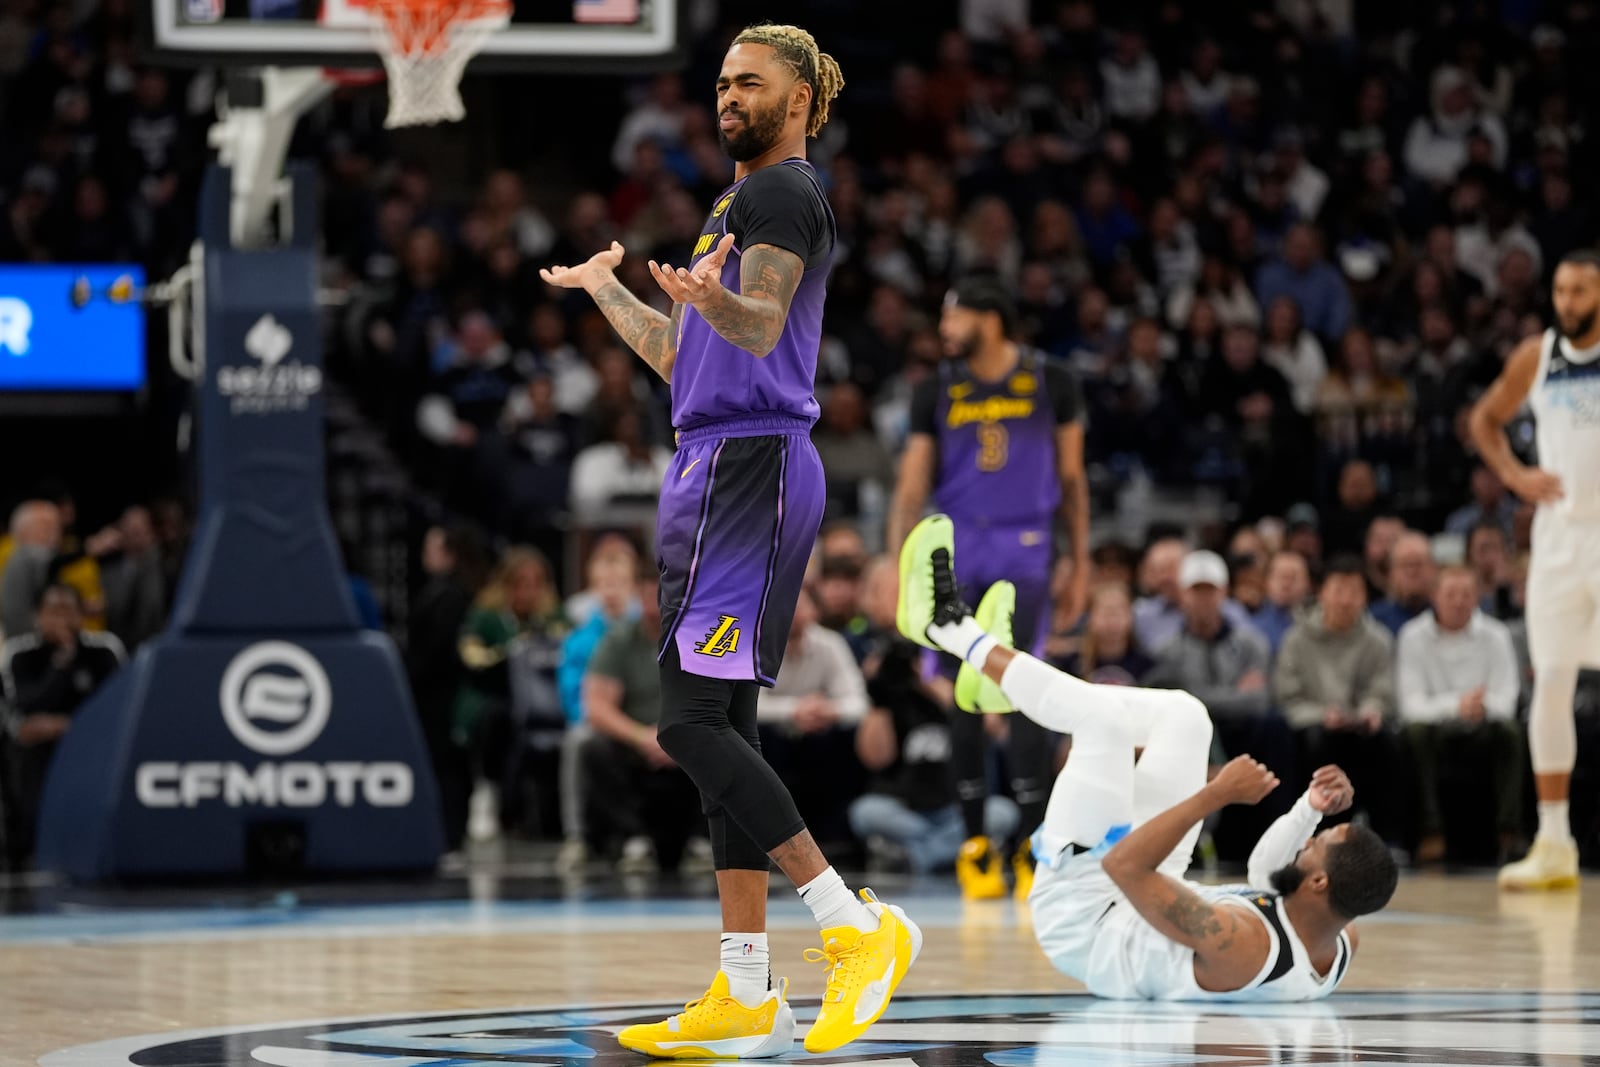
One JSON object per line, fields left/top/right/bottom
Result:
{"left": 888, "top": 278, "right": 1090, "bottom": 903}
{"left": 540, "top": 23, "right": 919, "bottom": 1060}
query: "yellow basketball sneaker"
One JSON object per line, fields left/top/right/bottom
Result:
{"left": 1498, "top": 837, "right": 1580, "bottom": 891}
{"left": 616, "top": 972, "right": 795, "bottom": 1058}
{"left": 802, "top": 889, "right": 922, "bottom": 1053}
{"left": 956, "top": 835, "right": 1008, "bottom": 900}
{"left": 1012, "top": 840, "right": 1036, "bottom": 903}
{"left": 955, "top": 581, "right": 1015, "bottom": 713}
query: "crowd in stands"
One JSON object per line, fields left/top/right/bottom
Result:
{"left": 5, "top": 0, "right": 1600, "bottom": 871}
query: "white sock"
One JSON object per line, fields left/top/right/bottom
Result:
{"left": 1537, "top": 800, "right": 1573, "bottom": 844}
{"left": 720, "top": 933, "right": 769, "bottom": 1006}
{"left": 797, "top": 866, "right": 875, "bottom": 933}
{"left": 927, "top": 615, "right": 996, "bottom": 669}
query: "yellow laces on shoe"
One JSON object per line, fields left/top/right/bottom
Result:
{"left": 804, "top": 935, "right": 872, "bottom": 1003}
{"left": 673, "top": 974, "right": 784, "bottom": 1025}
{"left": 678, "top": 991, "right": 729, "bottom": 1017}
{"left": 674, "top": 989, "right": 733, "bottom": 1025}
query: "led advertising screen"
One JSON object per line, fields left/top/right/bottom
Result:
{"left": 0, "top": 265, "right": 147, "bottom": 391}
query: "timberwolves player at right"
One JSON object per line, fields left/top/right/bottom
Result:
{"left": 898, "top": 515, "right": 1398, "bottom": 1000}
{"left": 1471, "top": 249, "right": 1600, "bottom": 890}
{"left": 887, "top": 278, "right": 1089, "bottom": 902}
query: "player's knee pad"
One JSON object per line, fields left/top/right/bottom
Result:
{"left": 665, "top": 719, "right": 804, "bottom": 852}
{"left": 1530, "top": 664, "right": 1580, "bottom": 773}
{"left": 1532, "top": 664, "right": 1580, "bottom": 715}
{"left": 656, "top": 720, "right": 733, "bottom": 793}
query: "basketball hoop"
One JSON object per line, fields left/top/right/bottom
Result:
{"left": 358, "top": 0, "right": 510, "bottom": 128}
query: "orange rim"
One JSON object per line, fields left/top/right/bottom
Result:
{"left": 364, "top": 0, "right": 510, "bottom": 55}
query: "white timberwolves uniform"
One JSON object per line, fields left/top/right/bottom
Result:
{"left": 1527, "top": 328, "right": 1600, "bottom": 669}
{"left": 1029, "top": 844, "right": 1353, "bottom": 1002}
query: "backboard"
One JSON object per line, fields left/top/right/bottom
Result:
{"left": 142, "top": 0, "right": 683, "bottom": 72}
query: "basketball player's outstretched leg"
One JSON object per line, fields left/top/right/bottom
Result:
{"left": 898, "top": 515, "right": 1210, "bottom": 875}
{"left": 898, "top": 515, "right": 1397, "bottom": 1002}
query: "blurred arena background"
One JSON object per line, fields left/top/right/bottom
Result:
{"left": 4, "top": 0, "right": 1600, "bottom": 1063}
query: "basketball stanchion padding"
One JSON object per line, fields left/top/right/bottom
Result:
{"left": 36, "top": 166, "right": 444, "bottom": 880}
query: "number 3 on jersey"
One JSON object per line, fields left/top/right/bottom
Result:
{"left": 977, "top": 422, "right": 1009, "bottom": 471}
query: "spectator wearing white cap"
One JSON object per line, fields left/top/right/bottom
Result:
{"left": 1132, "top": 537, "right": 1261, "bottom": 654}
{"left": 1144, "top": 549, "right": 1274, "bottom": 728}
{"left": 1144, "top": 548, "right": 1295, "bottom": 861}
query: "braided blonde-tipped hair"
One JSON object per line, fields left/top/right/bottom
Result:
{"left": 730, "top": 23, "right": 844, "bottom": 138}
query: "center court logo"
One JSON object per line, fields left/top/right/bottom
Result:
{"left": 41, "top": 991, "right": 1600, "bottom": 1067}
{"left": 134, "top": 640, "right": 413, "bottom": 810}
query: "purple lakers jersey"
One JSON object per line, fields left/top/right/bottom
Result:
{"left": 671, "top": 159, "right": 836, "bottom": 431}
{"left": 909, "top": 349, "right": 1082, "bottom": 527}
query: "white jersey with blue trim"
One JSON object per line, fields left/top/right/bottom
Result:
{"left": 1030, "top": 827, "right": 1355, "bottom": 1003}
{"left": 1530, "top": 328, "right": 1600, "bottom": 522}
{"left": 1110, "top": 884, "right": 1354, "bottom": 1003}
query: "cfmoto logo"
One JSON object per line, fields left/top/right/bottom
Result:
{"left": 134, "top": 641, "right": 413, "bottom": 810}
{"left": 219, "top": 641, "right": 331, "bottom": 756}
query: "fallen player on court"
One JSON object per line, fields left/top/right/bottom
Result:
{"left": 897, "top": 515, "right": 1399, "bottom": 1000}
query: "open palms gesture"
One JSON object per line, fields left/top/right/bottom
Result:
{"left": 540, "top": 241, "right": 626, "bottom": 290}
{"left": 650, "top": 233, "right": 736, "bottom": 305}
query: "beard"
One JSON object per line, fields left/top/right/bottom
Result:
{"left": 1269, "top": 862, "right": 1307, "bottom": 896}
{"left": 717, "top": 102, "right": 787, "bottom": 162}
{"left": 1558, "top": 309, "right": 1598, "bottom": 340}
{"left": 945, "top": 330, "right": 980, "bottom": 360}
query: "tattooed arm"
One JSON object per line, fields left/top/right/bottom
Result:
{"left": 539, "top": 240, "right": 679, "bottom": 383}
{"left": 652, "top": 242, "right": 804, "bottom": 358}
{"left": 693, "top": 243, "right": 802, "bottom": 358}
{"left": 1100, "top": 759, "right": 1274, "bottom": 990}
{"left": 588, "top": 275, "right": 681, "bottom": 383}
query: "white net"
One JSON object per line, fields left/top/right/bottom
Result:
{"left": 368, "top": 0, "right": 509, "bottom": 128}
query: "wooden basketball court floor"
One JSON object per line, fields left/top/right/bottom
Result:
{"left": 3, "top": 866, "right": 1597, "bottom": 1067}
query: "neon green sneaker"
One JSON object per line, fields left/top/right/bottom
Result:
{"left": 897, "top": 515, "right": 960, "bottom": 649}
{"left": 955, "top": 581, "right": 1014, "bottom": 713}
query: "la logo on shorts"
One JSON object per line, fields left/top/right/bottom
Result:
{"left": 695, "top": 615, "right": 742, "bottom": 658}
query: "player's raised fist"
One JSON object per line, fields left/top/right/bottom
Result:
{"left": 1308, "top": 765, "right": 1354, "bottom": 815}
{"left": 539, "top": 241, "right": 626, "bottom": 290}
{"left": 1207, "top": 755, "right": 1280, "bottom": 806}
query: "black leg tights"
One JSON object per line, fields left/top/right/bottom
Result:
{"left": 656, "top": 642, "right": 804, "bottom": 870}
{"left": 947, "top": 701, "right": 1055, "bottom": 847}
{"left": 948, "top": 706, "right": 990, "bottom": 838}
{"left": 1007, "top": 709, "right": 1054, "bottom": 845}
